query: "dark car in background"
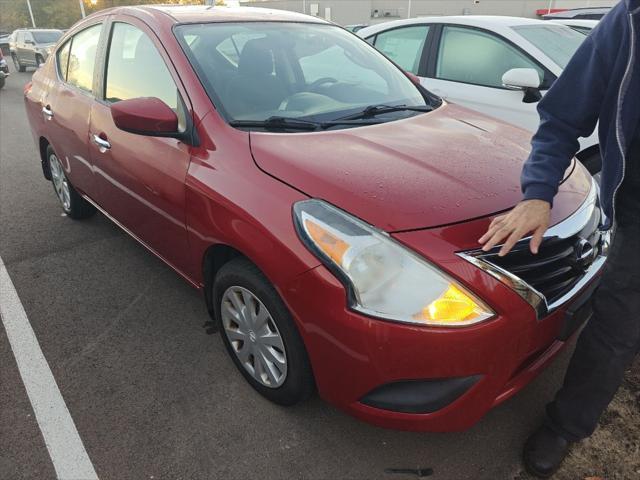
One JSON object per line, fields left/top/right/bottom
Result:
{"left": 0, "top": 31, "right": 11, "bottom": 55}
{"left": 345, "top": 24, "right": 368, "bottom": 33}
{"left": 542, "top": 7, "right": 611, "bottom": 20}
{"left": 0, "top": 49, "right": 9, "bottom": 89}
{"left": 10, "top": 28, "right": 63, "bottom": 71}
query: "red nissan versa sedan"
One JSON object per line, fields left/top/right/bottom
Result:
{"left": 25, "top": 5, "right": 608, "bottom": 432}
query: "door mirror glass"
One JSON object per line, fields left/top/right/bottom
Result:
{"left": 502, "top": 68, "right": 542, "bottom": 90}
{"left": 111, "top": 97, "right": 179, "bottom": 137}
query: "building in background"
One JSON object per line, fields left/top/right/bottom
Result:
{"left": 239, "top": 0, "right": 619, "bottom": 25}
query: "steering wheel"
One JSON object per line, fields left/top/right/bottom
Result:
{"left": 308, "top": 77, "right": 339, "bottom": 91}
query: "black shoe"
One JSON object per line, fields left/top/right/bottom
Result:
{"left": 523, "top": 425, "right": 572, "bottom": 478}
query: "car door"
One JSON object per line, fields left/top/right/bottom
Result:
{"left": 25, "top": 31, "right": 38, "bottom": 65}
{"left": 41, "top": 23, "right": 104, "bottom": 196}
{"left": 423, "top": 25, "right": 552, "bottom": 132}
{"left": 88, "top": 19, "right": 192, "bottom": 274}
{"left": 368, "top": 24, "right": 432, "bottom": 77}
{"left": 16, "top": 31, "right": 30, "bottom": 64}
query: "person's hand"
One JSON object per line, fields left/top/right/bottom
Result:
{"left": 478, "top": 200, "right": 551, "bottom": 256}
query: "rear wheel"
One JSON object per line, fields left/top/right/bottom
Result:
{"left": 12, "top": 54, "right": 25, "bottom": 72}
{"left": 213, "top": 257, "right": 315, "bottom": 406}
{"left": 46, "top": 146, "right": 95, "bottom": 219}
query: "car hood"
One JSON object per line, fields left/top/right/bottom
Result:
{"left": 249, "top": 103, "right": 591, "bottom": 232}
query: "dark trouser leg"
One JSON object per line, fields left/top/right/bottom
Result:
{"left": 546, "top": 219, "right": 640, "bottom": 442}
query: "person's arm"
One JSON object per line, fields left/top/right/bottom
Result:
{"left": 521, "top": 34, "right": 609, "bottom": 205}
{"left": 480, "top": 29, "right": 611, "bottom": 256}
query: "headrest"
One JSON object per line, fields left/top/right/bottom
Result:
{"left": 134, "top": 36, "right": 158, "bottom": 64}
{"left": 238, "top": 39, "right": 274, "bottom": 76}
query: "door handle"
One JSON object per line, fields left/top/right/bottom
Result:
{"left": 42, "top": 105, "right": 53, "bottom": 118}
{"left": 92, "top": 134, "right": 111, "bottom": 151}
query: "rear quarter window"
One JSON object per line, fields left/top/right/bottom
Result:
{"left": 66, "top": 24, "right": 102, "bottom": 93}
{"left": 56, "top": 40, "right": 71, "bottom": 80}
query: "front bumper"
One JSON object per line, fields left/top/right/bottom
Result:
{"left": 283, "top": 261, "right": 599, "bottom": 431}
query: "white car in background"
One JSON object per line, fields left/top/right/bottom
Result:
{"left": 358, "top": 16, "right": 601, "bottom": 174}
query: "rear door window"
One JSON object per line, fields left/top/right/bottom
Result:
{"left": 372, "top": 25, "right": 429, "bottom": 74}
{"left": 67, "top": 24, "right": 102, "bottom": 93}
{"left": 57, "top": 40, "right": 71, "bottom": 80}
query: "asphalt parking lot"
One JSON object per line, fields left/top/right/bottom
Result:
{"left": 0, "top": 66, "right": 606, "bottom": 480}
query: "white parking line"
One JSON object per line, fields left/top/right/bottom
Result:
{"left": 0, "top": 256, "right": 98, "bottom": 480}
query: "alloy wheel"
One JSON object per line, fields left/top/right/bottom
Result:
{"left": 221, "top": 286, "right": 287, "bottom": 388}
{"left": 49, "top": 153, "right": 71, "bottom": 211}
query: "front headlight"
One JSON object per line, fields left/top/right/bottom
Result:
{"left": 293, "top": 200, "right": 495, "bottom": 327}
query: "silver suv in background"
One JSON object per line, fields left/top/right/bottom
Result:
{"left": 9, "top": 29, "right": 63, "bottom": 72}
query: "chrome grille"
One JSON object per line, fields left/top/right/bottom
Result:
{"left": 478, "top": 223, "right": 603, "bottom": 305}
{"left": 459, "top": 179, "right": 609, "bottom": 318}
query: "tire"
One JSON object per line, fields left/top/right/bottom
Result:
{"left": 35, "top": 54, "right": 44, "bottom": 67}
{"left": 46, "top": 146, "right": 96, "bottom": 219}
{"left": 0, "top": 75, "right": 4, "bottom": 90}
{"left": 12, "top": 54, "right": 25, "bottom": 72}
{"left": 580, "top": 151, "right": 601, "bottom": 177}
{"left": 213, "top": 257, "right": 315, "bottom": 406}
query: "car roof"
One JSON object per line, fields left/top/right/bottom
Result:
{"left": 357, "top": 15, "right": 557, "bottom": 37}
{"left": 108, "top": 5, "right": 329, "bottom": 25}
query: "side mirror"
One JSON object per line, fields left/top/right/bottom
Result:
{"left": 405, "top": 71, "right": 422, "bottom": 86}
{"left": 502, "top": 68, "right": 542, "bottom": 104}
{"left": 502, "top": 68, "right": 541, "bottom": 89}
{"left": 111, "top": 97, "right": 179, "bottom": 138}
{"left": 25, "top": 39, "right": 34, "bottom": 45}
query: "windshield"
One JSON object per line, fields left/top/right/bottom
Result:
{"left": 175, "top": 22, "right": 430, "bottom": 127}
{"left": 512, "top": 25, "right": 585, "bottom": 69}
{"left": 32, "top": 30, "right": 62, "bottom": 44}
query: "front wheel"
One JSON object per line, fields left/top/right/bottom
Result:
{"left": 213, "top": 257, "right": 315, "bottom": 406}
{"left": 46, "top": 146, "right": 96, "bottom": 219}
{"left": 35, "top": 54, "right": 44, "bottom": 67}
{"left": 580, "top": 152, "right": 601, "bottom": 177}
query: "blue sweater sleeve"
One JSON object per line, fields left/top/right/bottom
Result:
{"left": 521, "top": 32, "right": 610, "bottom": 204}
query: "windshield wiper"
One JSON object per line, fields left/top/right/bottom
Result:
{"left": 229, "top": 116, "right": 321, "bottom": 131}
{"left": 334, "top": 104, "right": 432, "bottom": 122}
{"left": 230, "top": 115, "right": 385, "bottom": 131}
